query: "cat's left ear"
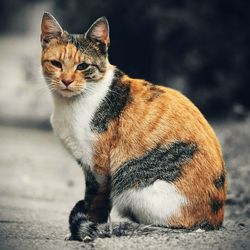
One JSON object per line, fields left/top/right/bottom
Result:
{"left": 41, "top": 12, "right": 63, "bottom": 46}
{"left": 85, "top": 17, "right": 110, "bottom": 47}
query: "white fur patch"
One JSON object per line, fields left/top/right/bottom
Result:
{"left": 110, "top": 180, "right": 187, "bottom": 225}
{"left": 51, "top": 67, "right": 114, "bottom": 170}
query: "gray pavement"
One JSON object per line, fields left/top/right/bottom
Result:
{"left": 0, "top": 119, "right": 250, "bottom": 250}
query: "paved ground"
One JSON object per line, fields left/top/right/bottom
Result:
{"left": 0, "top": 117, "right": 250, "bottom": 250}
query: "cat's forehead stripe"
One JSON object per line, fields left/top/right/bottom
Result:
{"left": 66, "top": 43, "right": 77, "bottom": 60}
{"left": 57, "top": 42, "right": 83, "bottom": 63}
{"left": 59, "top": 45, "right": 65, "bottom": 61}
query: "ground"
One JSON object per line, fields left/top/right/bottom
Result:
{"left": 0, "top": 117, "right": 250, "bottom": 250}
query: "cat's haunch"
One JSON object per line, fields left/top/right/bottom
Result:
{"left": 41, "top": 13, "right": 226, "bottom": 241}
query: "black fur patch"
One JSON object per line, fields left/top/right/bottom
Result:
{"left": 69, "top": 200, "right": 88, "bottom": 225}
{"left": 214, "top": 173, "right": 225, "bottom": 189}
{"left": 195, "top": 221, "right": 218, "bottom": 230}
{"left": 86, "top": 171, "right": 111, "bottom": 223}
{"left": 74, "top": 164, "right": 100, "bottom": 203}
{"left": 85, "top": 170, "right": 99, "bottom": 196}
{"left": 111, "top": 141, "right": 197, "bottom": 198}
{"left": 68, "top": 200, "right": 97, "bottom": 240}
{"left": 84, "top": 170, "right": 100, "bottom": 213}
{"left": 211, "top": 199, "right": 223, "bottom": 213}
{"left": 91, "top": 69, "right": 132, "bottom": 133}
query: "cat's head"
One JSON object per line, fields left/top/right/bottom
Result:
{"left": 41, "top": 13, "right": 110, "bottom": 98}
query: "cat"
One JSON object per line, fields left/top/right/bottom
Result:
{"left": 41, "top": 12, "right": 226, "bottom": 241}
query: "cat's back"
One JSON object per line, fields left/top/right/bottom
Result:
{"left": 120, "top": 76, "right": 222, "bottom": 155}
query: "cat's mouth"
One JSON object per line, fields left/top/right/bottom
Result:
{"left": 57, "top": 88, "right": 81, "bottom": 97}
{"left": 61, "top": 88, "right": 73, "bottom": 92}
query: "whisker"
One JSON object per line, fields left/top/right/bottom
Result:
{"left": 82, "top": 41, "right": 93, "bottom": 54}
{"left": 106, "top": 89, "right": 123, "bottom": 97}
{"left": 104, "top": 95, "right": 112, "bottom": 108}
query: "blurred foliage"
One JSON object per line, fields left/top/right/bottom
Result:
{"left": 1, "top": 0, "right": 249, "bottom": 117}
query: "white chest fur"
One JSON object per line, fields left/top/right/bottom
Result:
{"left": 50, "top": 68, "right": 114, "bottom": 168}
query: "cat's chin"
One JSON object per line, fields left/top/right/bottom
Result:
{"left": 56, "top": 89, "right": 82, "bottom": 98}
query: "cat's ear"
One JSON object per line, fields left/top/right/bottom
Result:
{"left": 41, "top": 12, "right": 63, "bottom": 46}
{"left": 85, "top": 17, "right": 110, "bottom": 47}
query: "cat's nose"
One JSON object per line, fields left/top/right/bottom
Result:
{"left": 62, "top": 79, "right": 73, "bottom": 87}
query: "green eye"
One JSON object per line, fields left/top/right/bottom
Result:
{"left": 51, "top": 60, "right": 62, "bottom": 68}
{"left": 77, "top": 62, "right": 89, "bottom": 71}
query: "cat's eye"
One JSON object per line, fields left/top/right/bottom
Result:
{"left": 51, "top": 60, "right": 62, "bottom": 68}
{"left": 77, "top": 62, "right": 89, "bottom": 71}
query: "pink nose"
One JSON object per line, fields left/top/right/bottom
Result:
{"left": 62, "top": 79, "right": 73, "bottom": 87}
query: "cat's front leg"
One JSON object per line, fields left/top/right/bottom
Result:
{"left": 67, "top": 169, "right": 110, "bottom": 241}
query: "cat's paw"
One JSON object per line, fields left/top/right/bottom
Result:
{"left": 78, "top": 221, "right": 98, "bottom": 241}
{"left": 68, "top": 221, "right": 98, "bottom": 241}
{"left": 64, "top": 233, "right": 94, "bottom": 242}
{"left": 81, "top": 235, "right": 93, "bottom": 243}
{"left": 64, "top": 233, "right": 73, "bottom": 241}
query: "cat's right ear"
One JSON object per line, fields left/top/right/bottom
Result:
{"left": 85, "top": 17, "right": 110, "bottom": 47}
{"left": 41, "top": 12, "right": 63, "bottom": 46}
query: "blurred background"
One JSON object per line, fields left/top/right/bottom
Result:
{"left": 0, "top": 0, "right": 250, "bottom": 127}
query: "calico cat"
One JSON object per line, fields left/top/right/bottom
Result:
{"left": 41, "top": 13, "right": 226, "bottom": 241}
